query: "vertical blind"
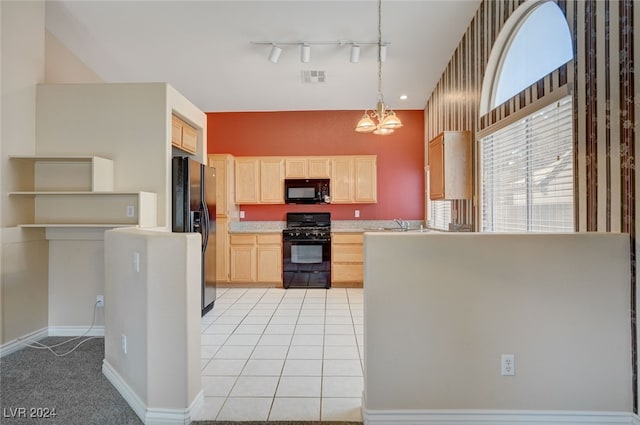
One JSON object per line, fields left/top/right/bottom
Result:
{"left": 481, "top": 95, "right": 574, "bottom": 232}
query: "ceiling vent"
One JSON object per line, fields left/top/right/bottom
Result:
{"left": 301, "top": 70, "right": 326, "bottom": 84}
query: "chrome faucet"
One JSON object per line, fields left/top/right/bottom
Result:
{"left": 394, "top": 218, "right": 409, "bottom": 230}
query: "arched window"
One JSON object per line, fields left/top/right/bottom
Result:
{"left": 479, "top": 1, "right": 573, "bottom": 114}
{"left": 479, "top": 0, "right": 574, "bottom": 233}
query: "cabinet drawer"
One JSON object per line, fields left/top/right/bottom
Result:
{"left": 257, "top": 233, "right": 282, "bottom": 245}
{"left": 230, "top": 234, "right": 256, "bottom": 245}
{"left": 332, "top": 244, "right": 363, "bottom": 263}
{"left": 332, "top": 233, "right": 363, "bottom": 244}
{"left": 332, "top": 264, "right": 363, "bottom": 282}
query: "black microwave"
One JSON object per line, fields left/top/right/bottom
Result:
{"left": 284, "top": 179, "right": 330, "bottom": 204}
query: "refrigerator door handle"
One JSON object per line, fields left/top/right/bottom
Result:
{"left": 201, "top": 202, "right": 210, "bottom": 252}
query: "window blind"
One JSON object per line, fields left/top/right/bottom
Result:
{"left": 429, "top": 200, "right": 452, "bottom": 231}
{"left": 481, "top": 95, "right": 573, "bottom": 232}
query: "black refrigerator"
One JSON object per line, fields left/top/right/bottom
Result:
{"left": 172, "top": 156, "right": 216, "bottom": 315}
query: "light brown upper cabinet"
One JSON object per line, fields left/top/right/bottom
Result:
{"left": 234, "top": 155, "right": 374, "bottom": 205}
{"left": 208, "top": 153, "right": 238, "bottom": 219}
{"left": 235, "top": 158, "right": 260, "bottom": 204}
{"left": 307, "top": 158, "right": 331, "bottom": 178}
{"left": 331, "top": 155, "right": 377, "bottom": 204}
{"left": 284, "top": 158, "right": 307, "bottom": 178}
{"left": 428, "top": 131, "right": 472, "bottom": 200}
{"left": 284, "top": 157, "right": 331, "bottom": 179}
{"left": 260, "top": 158, "right": 285, "bottom": 203}
{"left": 171, "top": 115, "right": 198, "bottom": 154}
{"left": 235, "top": 157, "right": 284, "bottom": 204}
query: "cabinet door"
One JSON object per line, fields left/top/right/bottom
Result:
{"left": 331, "top": 233, "right": 364, "bottom": 283}
{"left": 332, "top": 264, "right": 363, "bottom": 282}
{"left": 209, "top": 156, "right": 227, "bottom": 216}
{"left": 209, "top": 154, "right": 239, "bottom": 218}
{"left": 230, "top": 244, "right": 256, "bottom": 282}
{"left": 308, "top": 158, "right": 331, "bottom": 178}
{"left": 284, "top": 158, "right": 307, "bottom": 178}
{"left": 257, "top": 245, "right": 282, "bottom": 282}
{"left": 331, "top": 157, "right": 353, "bottom": 203}
{"left": 235, "top": 158, "right": 260, "bottom": 204}
{"left": 428, "top": 132, "right": 471, "bottom": 200}
{"left": 216, "top": 218, "right": 230, "bottom": 282}
{"left": 181, "top": 123, "right": 198, "bottom": 154}
{"left": 171, "top": 117, "right": 182, "bottom": 148}
{"left": 428, "top": 135, "right": 445, "bottom": 200}
{"left": 260, "top": 159, "right": 284, "bottom": 203}
{"left": 354, "top": 156, "right": 377, "bottom": 202}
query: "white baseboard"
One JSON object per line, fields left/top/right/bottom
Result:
{"left": 362, "top": 407, "right": 640, "bottom": 425}
{"left": 102, "top": 359, "right": 147, "bottom": 422}
{"left": 48, "top": 325, "right": 105, "bottom": 337}
{"left": 0, "top": 327, "right": 48, "bottom": 358}
{"left": 102, "top": 359, "right": 203, "bottom": 425}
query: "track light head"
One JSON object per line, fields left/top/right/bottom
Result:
{"left": 301, "top": 44, "right": 311, "bottom": 63}
{"left": 380, "top": 44, "right": 388, "bottom": 62}
{"left": 268, "top": 44, "right": 283, "bottom": 63}
{"left": 350, "top": 44, "right": 361, "bottom": 63}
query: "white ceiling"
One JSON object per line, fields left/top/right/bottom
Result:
{"left": 45, "top": 0, "right": 481, "bottom": 113}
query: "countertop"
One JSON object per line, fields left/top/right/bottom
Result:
{"left": 228, "top": 220, "right": 427, "bottom": 234}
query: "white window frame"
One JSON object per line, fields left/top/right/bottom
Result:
{"left": 478, "top": 93, "right": 574, "bottom": 233}
{"left": 478, "top": 0, "right": 572, "bottom": 115}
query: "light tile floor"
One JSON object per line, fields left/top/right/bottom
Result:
{"left": 193, "top": 287, "right": 364, "bottom": 422}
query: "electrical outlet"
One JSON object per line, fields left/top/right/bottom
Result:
{"left": 355, "top": 210, "right": 360, "bottom": 218}
{"left": 240, "top": 211, "right": 245, "bottom": 219}
{"left": 121, "top": 334, "right": 127, "bottom": 354}
{"left": 501, "top": 354, "right": 515, "bottom": 376}
{"left": 126, "top": 205, "right": 135, "bottom": 218}
{"left": 96, "top": 295, "right": 104, "bottom": 308}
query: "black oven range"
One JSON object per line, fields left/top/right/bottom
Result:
{"left": 282, "top": 212, "right": 331, "bottom": 289}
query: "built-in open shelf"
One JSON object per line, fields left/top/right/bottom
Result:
{"left": 9, "top": 156, "right": 157, "bottom": 228}
{"left": 18, "top": 224, "right": 140, "bottom": 228}
{"left": 10, "top": 155, "right": 114, "bottom": 192}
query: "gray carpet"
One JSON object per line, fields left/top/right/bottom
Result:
{"left": 1, "top": 337, "right": 362, "bottom": 425}
{"left": 0, "top": 337, "right": 142, "bottom": 425}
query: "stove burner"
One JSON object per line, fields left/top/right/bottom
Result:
{"left": 283, "top": 212, "right": 331, "bottom": 241}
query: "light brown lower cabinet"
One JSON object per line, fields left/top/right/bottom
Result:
{"left": 229, "top": 233, "right": 282, "bottom": 283}
{"left": 331, "top": 232, "right": 363, "bottom": 284}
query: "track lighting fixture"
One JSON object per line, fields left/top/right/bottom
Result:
{"left": 268, "top": 44, "right": 282, "bottom": 63}
{"left": 251, "top": 40, "right": 391, "bottom": 64}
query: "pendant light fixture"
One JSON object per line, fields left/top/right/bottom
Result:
{"left": 355, "top": 0, "right": 402, "bottom": 135}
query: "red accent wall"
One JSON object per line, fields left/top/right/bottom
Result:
{"left": 207, "top": 110, "right": 424, "bottom": 221}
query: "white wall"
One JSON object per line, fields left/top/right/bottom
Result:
{"left": 34, "top": 83, "right": 205, "bottom": 331}
{"left": 103, "top": 228, "right": 201, "bottom": 421}
{"left": 0, "top": 0, "right": 48, "bottom": 345}
{"left": 363, "top": 232, "right": 632, "bottom": 418}
{"left": 0, "top": 1, "right": 111, "bottom": 345}
{"left": 44, "top": 31, "right": 103, "bottom": 84}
